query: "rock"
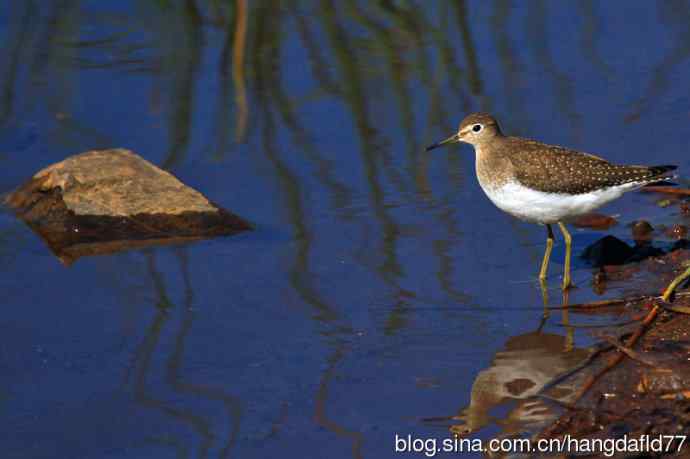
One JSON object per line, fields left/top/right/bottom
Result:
{"left": 4, "top": 149, "right": 251, "bottom": 263}
{"left": 571, "top": 213, "right": 618, "bottom": 230}
{"left": 665, "top": 224, "right": 688, "bottom": 240}
{"left": 581, "top": 235, "right": 634, "bottom": 267}
{"left": 663, "top": 224, "right": 690, "bottom": 253}
{"left": 581, "top": 233, "right": 667, "bottom": 267}
{"left": 680, "top": 201, "right": 690, "bottom": 216}
{"left": 631, "top": 220, "right": 654, "bottom": 244}
{"left": 625, "top": 243, "right": 664, "bottom": 262}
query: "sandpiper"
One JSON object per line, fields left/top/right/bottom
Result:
{"left": 427, "top": 113, "right": 677, "bottom": 290}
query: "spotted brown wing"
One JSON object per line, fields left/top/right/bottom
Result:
{"left": 507, "top": 138, "right": 676, "bottom": 194}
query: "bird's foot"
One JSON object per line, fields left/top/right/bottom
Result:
{"left": 561, "top": 279, "right": 576, "bottom": 291}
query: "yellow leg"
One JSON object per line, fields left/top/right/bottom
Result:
{"left": 538, "top": 224, "right": 555, "bottom": 282}
{"left": 538, "top": 277, "right": 550, "bottom": 331}
{"left": 537, "top": 225, "right": 555, "bottom": 330}
{"left": 558, "top": 222, "right": 574, "bottom": 290}
{"left": 561, "top": 289, "right": 574, "bottom": 352}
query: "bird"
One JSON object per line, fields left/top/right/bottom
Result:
{"left": 426, "top": 113, "right": 677, "bottom": 291}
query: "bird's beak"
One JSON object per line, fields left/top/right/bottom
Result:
{"left": 426, "top": 133, "right": 461, "bottom": 151}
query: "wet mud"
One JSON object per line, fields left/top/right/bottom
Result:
{"left": 534, "top": 192, "right": 690, "bottom": 457}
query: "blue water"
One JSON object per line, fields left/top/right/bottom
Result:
{"left": 1, "top": 1, "right": 689, "bottom": 458}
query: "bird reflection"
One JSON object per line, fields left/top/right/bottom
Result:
{"left": 449, "top": 290, "right": 585, "bottom": 438}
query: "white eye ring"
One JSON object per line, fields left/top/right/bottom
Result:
{"left": 472, "top": 124, "right": 482, "bottom": 133}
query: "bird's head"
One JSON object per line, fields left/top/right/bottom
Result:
{"left": 426, "top": 113, "right": 502, "bottom": 151}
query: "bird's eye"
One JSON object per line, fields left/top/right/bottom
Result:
{"left": 472, "top": 124, "right": 482, "bottom": 133}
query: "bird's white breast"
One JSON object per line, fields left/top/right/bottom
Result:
{"left": 479, "top": 180, "right": 639, "bottom": 224}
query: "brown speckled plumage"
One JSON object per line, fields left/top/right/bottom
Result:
{"left": 457, "top": 113, "right": 676, "bottom": 195}
{"left": 499, "top": 138, "right": 674, "bottom": 194}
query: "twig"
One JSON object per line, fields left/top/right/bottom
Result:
{"left": 555, "top": 319, "right": 642, "bottom": 329}
{"left": 547, "top": 290, "right": 690, "bottom": 313}
{"left": 538, "top": 341, "right": 617, "bottom": 395}
{"left": 602, "top": 336, "right": 670, "bottom": 369}
{"left": 659, "top": 390, "right": 690, "bottom": 400}
{"left": 546, "top": 296, "right": 644, "bottom": 311}
{"left": 573, "top": 303, "right": 661, "bottom": 402}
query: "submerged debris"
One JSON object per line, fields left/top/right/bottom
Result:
{"left": 537, "top": 311, "right": 690, "bottom": 456}
{"left": 572, "top": 213, "right": 618, "bottom": 230}
{"left": 4, "top": 149, "right": 251, "bottom": 263}
{"left": 581, "top": 219, "right": 672, "bottom": 269}
{"left": 641, "top": 186, "right": 690, "bottom": 196}
{"left": 534, "top": 249, "right": 690, "bottom": 456}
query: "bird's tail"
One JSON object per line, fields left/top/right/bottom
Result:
{"left": 648, "top": 164, "right": 678, "bottom": 179}
{"left": 649, "top": 164, "right": 677, "bottom": 174}
{"left": 643, "top": 165, "right": 678, "bottom": 187}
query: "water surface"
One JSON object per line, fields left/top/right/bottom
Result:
{"left": 1, "top": 1, "right": 689, "bottom": 458}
